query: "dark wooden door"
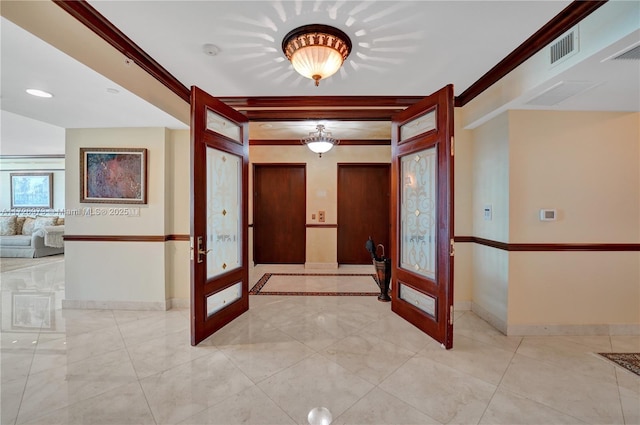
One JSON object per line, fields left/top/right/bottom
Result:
{"left": 391, "top": 84, "right": 455, "bottom": 349}
{"left": 190, "top": 86, "right": 249, "bottom": 346}
{"left": 337, "top": 164, "right": 390, "bottom": 264}
{"left": 253, "top": 164, "right": 306, "bottom": 264}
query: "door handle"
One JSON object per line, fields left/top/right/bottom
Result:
{"left": 196, "top": 236, "right": 211, "bottom": 263}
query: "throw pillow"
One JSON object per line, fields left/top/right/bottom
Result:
{"left": 0, "top": 216, "right": 17, "bottom": 236}
{"left": 16, "top": 216, "right": 27, "bottom": 235}
{"left": 21, "top": 217, "right": 36, "bottom": 235}
{"left": 33, "top": 216, "right": 57, "bottom": 232}
{"left": 57, "top": 217, "right": 65, "bottom": 225}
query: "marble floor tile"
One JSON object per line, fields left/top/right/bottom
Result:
{"left": 16, "top": 348, "right": 139, "bottom": 423}
{"left": 2, "top": 377, "right": 27, "bottom": 425}
{"left": 361, "top": 313, "right": 437, "bottom": 353}
{"left": 500, "top": 353, "right": 624, "bottom": 424}
{"left": 515, "top": 336, "right": 618, "bottom": 383}
{"left": 320, "top": 333, "right": 415, "bottom": 385}
{"left": 118, "top": 309, "right": 189, "bottom": 347}
{"left": 126, "top": 328, "right": 215, "bottom": 379}
{"left": 217, "top": 336, "right": 316, "bottom": 383}
{"left": 177, "top": 386, "right": 296, "bottom": 425}
{"left": 56, "top": 309, "right": 118, "bottom": 337}
{"left": 417, "top": 334, "right": 515, "bottom": 386}
{"left": 3, "top": 259, "right": 638, "bottom": 425}
{"left": 16, "top": 382, "right": 155, "bottom": 425}
{"left": 379, "top": 355, "right": 497, "bottom": 424}
{"left": 139, "top": 351, "right": 255, "bottom": 425}
{"left": 610, "top": 335, "right": 640, "bottom": 352}
{"left": 479, "top": 388, "right": 588, "bottom": 424}
{"left": 257, "top": 353, "right": 375, "bottom": 425}
{"left": 332, "top": 387, "right": 441, "bottom": 425}
{"left": 454, "top": 311, "right": 523, "bottom": 353}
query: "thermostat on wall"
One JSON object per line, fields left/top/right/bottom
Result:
{"left": 539, "top": 209, "right": 557, "bottom": 221}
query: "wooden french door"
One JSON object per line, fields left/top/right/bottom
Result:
{"left": 337, "top": 164, "right": 390, "bottom": 264}
{"left": 253, "top": 164, "right": 306, "bottom": 264}
{"left": 190, "top": 86, "right": 249, "bottom": 346}
{"left": 391, "top": 85, "right": 455, "bottom": 349}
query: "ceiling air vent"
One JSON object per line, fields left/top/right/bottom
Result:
{"left": 550, "top": 28, "right": 578, "bottom": 65}
{"left": 612, "top": 45, "right": 640, "bottom": 61}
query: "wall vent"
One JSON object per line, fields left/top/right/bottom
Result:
{"left": 612, "top": 45, "right": 640, "bottom": 61}
{"left": 550, "top": 28, "right": 578, "bottom": 65}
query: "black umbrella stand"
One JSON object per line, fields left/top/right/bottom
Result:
{"left": 365, "top": 237, "right": 391, "bottom": 302}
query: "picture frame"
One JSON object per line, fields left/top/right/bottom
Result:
{"left": 80, "top": 147, "right": 148, "bottom": 204}
{"left": 10, "top": 172, "right": 53, "bottom": 209}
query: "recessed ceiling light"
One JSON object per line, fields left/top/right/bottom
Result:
{"left": 260, "top": 123, "right": 273, "bottom": 128}
{"left": 26, "top": 89, "right": 53, "bottom": 98}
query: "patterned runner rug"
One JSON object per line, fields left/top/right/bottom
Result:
{"left": 597, "top": 353, "right": 640, "bottom": 376}
{"left": 249, "top": 273, "right": 379, "bottom": 296}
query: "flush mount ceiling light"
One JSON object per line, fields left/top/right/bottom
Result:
{"left": 282, "top": 24, "right": 351, "bottom": 87}
{"left": 26, "top": 88, "right": 53, "bottom": 98}
{"left": 302, "top": 124, "right": 339, "bottom": 157}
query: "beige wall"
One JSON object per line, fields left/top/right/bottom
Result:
{"left": 166, "top": 130, "right": 190, "bottom": 304}
{"left": 466, "top": 110, "right": 640, "bottom": 334}
{"left": 65, "top": 127, "right": 171, "bottom": 309}
{"left": 468, "top": 112, "right": 510, "bottom": 326}
{"left": 506, "top": 110, "right": 640, "bottom": 332}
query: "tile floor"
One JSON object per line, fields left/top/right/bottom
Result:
{"left": 1, "top": 258, "right": 638, "bottom": 425}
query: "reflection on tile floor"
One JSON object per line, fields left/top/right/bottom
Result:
{"left": 1, "top": 259, "right": 638, "bottom": 424}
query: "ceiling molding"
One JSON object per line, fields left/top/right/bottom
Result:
{"left": 53, "top": 0, "right": 190, "bottom": 103}
{"left": 455, "top": 0, "right": 608, "bottom": 107}
{"left": 243, "top": 109, "right": 405, "bottom": 121}
{"left": 250, "top": 139, "right": 390, "bottom": 146}
{"left": 54, "top": 0, "right": 607, "bottom": 114}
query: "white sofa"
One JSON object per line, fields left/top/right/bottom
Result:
{"left": 0, "top": 216, "right": 64, "bottom": 258}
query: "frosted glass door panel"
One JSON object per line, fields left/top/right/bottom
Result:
{"left": 206, "top": 109, "right": 241, "bottom": 143}
{"left": 206, "top": 282, "right": 242, "bottom": 317}
{"left": 400, "top": 110, "right": 436, "bottom": 142}
{"left": 206, "top": 147, "right": 242, "bottom": 279}
{"left": 399, "top": 283, "right": 436, "bottom": 317}
{"left": 400, "top": 148, "right": 436, "bottom": 279}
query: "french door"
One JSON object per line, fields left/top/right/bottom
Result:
{"left": 190, "top": 86, "right": 249, "bottom": 346}
{"left": 391, "top": 85, "right": 455, "bottom": 349}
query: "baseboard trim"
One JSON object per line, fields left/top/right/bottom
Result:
{"left": 471, "top": 302, "right": 508, "bottom": 335}
{"left": 168, "top": 298, "right": 190, "bottom": 309}
{"left": 507, "top": 323, "right": 640, "bottom": 336}
{"left": 454, "top": 301, "right": 472, "bottom": 311}
{"left": 305, "top": 262, "right": 339, "bottom": 269}
{"left": 62, "top": 299, "right": 169, "bottom": 311}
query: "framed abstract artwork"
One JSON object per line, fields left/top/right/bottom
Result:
{"left": 80, "top": 148, "right": 148, "bottom": 204}
{"left": 10, "top": 172, "right": 53, "bottom": 209}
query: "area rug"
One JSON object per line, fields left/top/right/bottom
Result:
{"left": 0, "top": 254, "right": 64, "bottom": 273}
{"left": 597, "top": 353, "right": 640, "bottom": 376}
{"left": 249, "top": 273, "right": 379, "bottom": 296}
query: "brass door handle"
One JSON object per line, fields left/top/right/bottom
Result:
{"left": 196, "top": 236, "right": 211, "bottom": 263}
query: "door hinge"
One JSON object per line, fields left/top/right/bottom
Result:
{"left": 190, "top": 237, "right": 194, "bottom": 261}
{"left": 449, "top": 238, "right": 455, "bottom": 257}
{"left": 451, "top": 136, "right": 455, "bottom": 157}
{"left": 449, "top": 305, "right": 454, "bottom": 325}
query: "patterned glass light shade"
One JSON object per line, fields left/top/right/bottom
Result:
{"left": 302, "top": 124, "right": 339, "bottom": 157}
{"left": 306, "top": 140, "right": 335, "bottom": 154}
{"left": 282, "top": 24, "right": 351, "bottom": 87}
{"left": 290, "top": 46, "right": 344, "bottom": 86}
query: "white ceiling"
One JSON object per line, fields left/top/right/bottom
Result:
{"left": 1, "top": 1, "right": 639, "bottom": 155}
